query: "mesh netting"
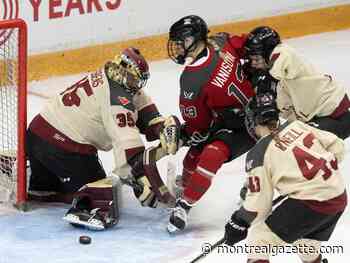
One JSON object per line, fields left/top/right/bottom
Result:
{"left": 0, "top": 28, "right": 19, "bottom": 203}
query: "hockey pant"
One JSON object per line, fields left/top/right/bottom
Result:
{"left": 181, "top": 140, "right": 231, "bottom": 203}
{"left": 246, "top": 198, "right": 344, "bottom": 262}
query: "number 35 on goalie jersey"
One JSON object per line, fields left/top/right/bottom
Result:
{"left": 242, "top": 120, "right": 346, "bottom": 224}
{"left": 41, "top": 67, "right": 157, "bottom": 176}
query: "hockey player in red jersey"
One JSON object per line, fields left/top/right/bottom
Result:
{"left": 223, "top": 93, "right": 346, "bottom": 263}
{"left": 161, "top": 15, "right": 256, "bottom": 233}
{"left": 26, "top": 47, "right": 171, "bottom": 230}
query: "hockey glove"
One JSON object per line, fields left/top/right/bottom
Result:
{"left": 132, "top": 175, "right": 158, "bottom": 208}
{"left": 251, "top": 70, "right": 278, "bottom": 97}
{"left": 240, "top": 181, "right": 248, "bottom": 201}
{"left": 188, "top": 130, "right": 210, "bottom": 147}
{"left": 160, "top": 115, "right": 182, "bottom": 155}
{"left": 214, "top": 107, "right": 246, "bottom": 130}
{"left": 224, "top": 212, "right": 249, "bottom": 246}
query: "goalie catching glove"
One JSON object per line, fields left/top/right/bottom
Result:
{"left": 160, "top": 115, "right": 182, "bottom": 155}
{"left": 160, "top": 115, "right": 211, "bottom": 154}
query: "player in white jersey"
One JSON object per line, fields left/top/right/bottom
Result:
{"left": 26, "top": 47, "right": 168, "bottom": 229}
{"left": 244, "top": 26, "right": 350, "bottom": 139}
{"left": 223, "top": 93, "right": 347, "bottom": 263}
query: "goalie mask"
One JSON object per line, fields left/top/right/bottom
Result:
{"left": 245, "top": 92, "right": 279, "bottom": 140}
{"left": 107, "top": 47, "right": 150, "bottom": 95}
{"left": 167, "top": 15, "right": 209, "bottom": 64}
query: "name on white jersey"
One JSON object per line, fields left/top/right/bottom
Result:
{"left": 275, "top": 128, "right": 304, "bottom": 151}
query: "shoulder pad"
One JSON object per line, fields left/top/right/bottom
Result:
{"left": 245, "top": 136, "right": 272, "bottom": 173}
{"left": 106, "top": 72, "right": 135, "bottom": 111}
{"left": 246, "top": 121, "right": 290, "bottom": 172}
{"left": 180, "top": 53, "right": 219, "bottom": 100}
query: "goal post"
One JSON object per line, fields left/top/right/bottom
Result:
{"left": 0, "top": 19, "right": 27, "bottom": 209}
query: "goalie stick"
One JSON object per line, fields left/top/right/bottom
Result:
{"left": 189, "top": 194, "right": 287, "bottom": 263}
{"left": 166, "top": 157, "right": 183, "bottom": 199}
{"left": 110, "top": 175, "right": 123, "bottom": 225}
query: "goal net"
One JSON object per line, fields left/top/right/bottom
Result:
{"left": 0, "top": 19, "right": 27, "bottom": 208}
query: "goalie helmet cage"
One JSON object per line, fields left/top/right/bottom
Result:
{"left": 0, "top": 19, "right": 27, "bottom": 209}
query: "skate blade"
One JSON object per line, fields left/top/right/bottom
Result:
{"left": 167, "top": 222, "right": 182, "bottom": 234}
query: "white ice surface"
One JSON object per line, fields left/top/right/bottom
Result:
{"left": 1, "top": 29, "right": 350, "bottom": 263}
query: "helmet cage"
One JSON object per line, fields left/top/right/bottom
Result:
{"left": 245, "top": 93, "right": 279, "bottom": 139}
{"left": 167, "top": 15, "right": 209, "bottom": 64}
{"left": 112, "top": 48, "right": 150, "bottom": 95}
{"left": 167, "top": 33, "right": 197, "bottom": 64}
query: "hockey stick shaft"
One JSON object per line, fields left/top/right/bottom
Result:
{"left": 189, "top": 237, "right": 225, "bottom": 263}
{"left": 189, "top": 195, "right": 287, "bottom": 263}
{"left": 272, "top": 194, "right": 286, "bottom": 206}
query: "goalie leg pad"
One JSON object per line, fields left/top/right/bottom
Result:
{"left": 63, "top": 179, "right": 120, "bottom": 230}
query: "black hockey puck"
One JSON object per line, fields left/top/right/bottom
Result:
{"left": 79, "top": 235, "right": 91, "bottom": 245}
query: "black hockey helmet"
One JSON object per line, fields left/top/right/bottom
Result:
{"left": 245, "top": 92, "right": 279, "bottom": 139}
{"left": 167, "top": 15, "right": 209, "bottom": 64}
{"left": 245, "top": 26, "right": 281, "bottom": 62}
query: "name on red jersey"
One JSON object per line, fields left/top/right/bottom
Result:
{"left": 210, "top": 52, "right": 236, "bottom": 88}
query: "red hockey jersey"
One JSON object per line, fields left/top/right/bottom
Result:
{"left": 179, "top": 35, "right": 254, "bottom": 135}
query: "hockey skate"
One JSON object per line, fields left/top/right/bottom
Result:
{"left": 167, "top": 199, "right": 192, "bottom": 234}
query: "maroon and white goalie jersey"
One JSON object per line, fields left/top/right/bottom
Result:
{"left": 40, "top": 67, "right": 161, "bottom": 177}
{"left": 243, "top": 120, "right": 346, "bottom": 224}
